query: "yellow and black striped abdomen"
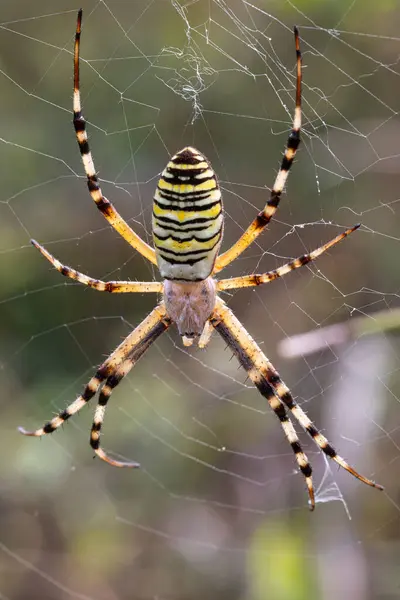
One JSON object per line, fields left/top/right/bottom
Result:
{"left": 152, "top": 147, "right": 223, "bottom": 281}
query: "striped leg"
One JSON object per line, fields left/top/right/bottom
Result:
{"left": 211, "top": 297, "right": 383, "bottom": 508}
{"left": 32, "top": 239, "right": 163, "bottom": 293}
{"left": 214, "top": 27, "right": 302, "bottom": 274}
{"left": 90, "top": 360, "right": 139, "bottom": 467}
{"left": 217, "top": 225, "right": 359, "bottom": 291}
{"left": 210, "top": 300, "right": 314, "bottom": 508}
{"left": 19, "top": 374, "right": 103, "bottom": 437}
{"left": 73, "top": 10, "right": 157, "bottom": 266}
{"left": 19, "top": 303, "right": 170, "bottom": 438}
{"left": 90, "top": 313, "right": 171, "bottom": 467}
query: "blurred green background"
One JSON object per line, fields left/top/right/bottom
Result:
{"left": 1, "top": 1, "right": 400, "bottom": 599}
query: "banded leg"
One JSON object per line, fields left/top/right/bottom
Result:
{"left": 217, "top": 225, "right": 359, "bottom": 291}
{"left": 211, "top": 297, "right": 383, "bottom": 508}
{"left": 19, "top": 373, "right": 103, "bottom": 437}
{"left": 210, "top": 300, "right": 314, "bottom": 508}
{"left": 19, "top": 303, "right": 170, "bottom": 437}
{"left": 90, "top": 313, "right": 172, "bottom": 467}
{"left": 32, "top": 239, "right": 163, "bottom": 293}
{"left": 214, "top": 26, "right": 302, "bottom": 274}
{"left": 73, "top": 10, "right": 157, "bottom": 265}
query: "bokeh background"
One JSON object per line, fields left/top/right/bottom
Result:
{"left": 1, "top": 1, "right": 400, "bottom": 599}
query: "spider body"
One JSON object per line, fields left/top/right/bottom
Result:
{"left": 19, "top": 11, "right": 383, "bottom": 510}
{"left": 154, "top": 145, "right": 221, "bottom": 343}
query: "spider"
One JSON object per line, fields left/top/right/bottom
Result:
{"left": 19, "top": 10, "right": 383, "bottom": 510}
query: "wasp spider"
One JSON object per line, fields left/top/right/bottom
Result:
{"left": 19, "top": 10, "right": 383, "bottom": 510}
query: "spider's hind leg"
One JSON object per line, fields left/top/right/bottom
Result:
{"left": 18, "top": 374, "right": 103, "bottom": 437}
{"left": 210, "top": 299, "right": 315, "bottom": 509}
{"left": 90, "top": 360, "right": 141, "bottom": 468}
{"left": 88, "top": 308, "right": 172, "bottom": 467}
{"left": 211, "top": 297, "right": 383, "bottom": 508}
{"left": 280, "top": 396, "right": 384, "bottom": 491}
{"left": 19, "top": 304, "right": 171, "bottom": 455}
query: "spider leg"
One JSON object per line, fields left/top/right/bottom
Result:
{"left": 198, "top": 320, "right": 214, "bottom": 348}
{"left": 211, "top": 297, "right": 383, "bottom": 508}
{"left": 73, "top": 10, "right": 157, "bottom": 265}
{"left": 90, "top": 313, "right": 172, "bottom": 467}
{"left": 18, "top": 374, "right": 102, "bottom": 437}
{"left": 19, "top": 303, "right": 170, "bottom": 437}
{"left": 210, "top": 299, "right": 314, "bottom": 508}
{"left": 217, "top": 225, "right": 359, "bottom": 291}
{"left": 214, "top": 27, "right": 302, "bottom": 274}
{"left": 90, "top": 360, "right": 140, "bottom": 467}
{"left": 32, "top": 239, "right": 163, "bottom": 293}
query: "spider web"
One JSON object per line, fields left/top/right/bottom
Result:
{"left": 1, "top": 1, "right": 400, "bottom": 598}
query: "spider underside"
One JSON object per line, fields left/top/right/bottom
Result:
{"left": 19, "top": 10, "right": 383, "bottom": 510}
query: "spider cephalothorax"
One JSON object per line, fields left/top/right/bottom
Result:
{"left": 19, "top": 10, "right": 383, "bottom": 510}
{"left": 163, "top": 278, "right": 217, "bottom": 345}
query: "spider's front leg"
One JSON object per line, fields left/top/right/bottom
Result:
{"left": 73, "top": 9, "right": 157, "bottom": 265}
{"left": 213, "top": 26, "right": 302, "bottom": 274}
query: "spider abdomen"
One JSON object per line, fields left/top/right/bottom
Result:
{"left": 152, "top": 147, "right": 223, "bottom": 281}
